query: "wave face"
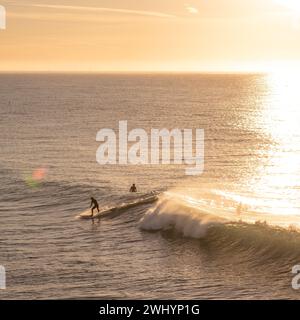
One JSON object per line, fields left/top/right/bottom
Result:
{"left": 139, "top": 193, "right": 224, "bottom": 238}
{"left": 139, "top": 191, "right": 300, "bottom": 262}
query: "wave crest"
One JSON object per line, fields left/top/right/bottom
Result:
{"left": 139, "top": 193, "right": 225, "bottom": 238}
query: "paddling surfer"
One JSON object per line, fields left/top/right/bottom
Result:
{"left": 129, "top": 184, "right": 137, "bottom": 193}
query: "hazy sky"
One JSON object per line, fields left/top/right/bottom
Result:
{"left": 1, "top": 0, "right": 300, "bottom": 71}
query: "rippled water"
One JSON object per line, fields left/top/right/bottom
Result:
{"left": 1, "top": 73, "right": 300, "bottom": 299}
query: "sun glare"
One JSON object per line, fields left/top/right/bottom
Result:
{"left": 250, "top": 70, "right": 300, "bottom": 216}
{"left": 276, "top": 0, "right": 300, "bottom": 12}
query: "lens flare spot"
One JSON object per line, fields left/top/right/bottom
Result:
{"left": 33, "top": 168, "right": 47, "bottom": 180}
{"left": 25, "top": 167, "right": 47, "bottom": 188}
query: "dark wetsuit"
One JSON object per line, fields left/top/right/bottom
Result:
{"left": 90, "top": 198, "right": 99, "bottom": 215}
{"left": 130, "top": 184, "right": 137, "bottom": 193}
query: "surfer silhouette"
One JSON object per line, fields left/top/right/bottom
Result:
{"left": 129, "top": 184, "right": 137, "bottom": 193}
{"left": 90, "top": 197, "right": 100, "bottom": 217}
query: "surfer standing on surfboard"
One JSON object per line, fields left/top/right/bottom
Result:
{"left": 90, "top": 197, "right": 100, "bottom": 218}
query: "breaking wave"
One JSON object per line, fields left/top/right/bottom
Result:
{"left": 139, "top": 191, "right": 300, "bottom": 260}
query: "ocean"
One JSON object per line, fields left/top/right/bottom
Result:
{"left": 1, "top": 73, "right": 300, "bottom": 299}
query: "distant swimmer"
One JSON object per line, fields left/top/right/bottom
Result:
{"left": 236, "top": 203, "right": 242, "bottom": 216}
{"left": 90, "top": 197, "right": 100, "bottom": 218}
{"left": 129, "top": 184, "right": 137, "bottom": 193}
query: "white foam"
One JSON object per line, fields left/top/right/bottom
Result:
{"left": 139, "top": 192, "right": 225, "bottom": 238}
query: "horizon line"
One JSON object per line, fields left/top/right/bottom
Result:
{"left": 0, "top": 70, "right": 268, "bottom": 75}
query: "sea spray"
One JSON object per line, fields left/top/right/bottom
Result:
{"left": 139, "top": 192, "right": 224, "bottom": 239}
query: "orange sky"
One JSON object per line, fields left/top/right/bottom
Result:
{"left": 0, "top": 0, "right": 300, "bottom": 72}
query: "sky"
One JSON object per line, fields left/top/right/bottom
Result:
{"left": 0, "top": 0, "right": 300, "bottom": 72}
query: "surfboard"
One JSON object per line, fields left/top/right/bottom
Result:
{"left": 76, "top": 194, "right": 159, "bottom": 220}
